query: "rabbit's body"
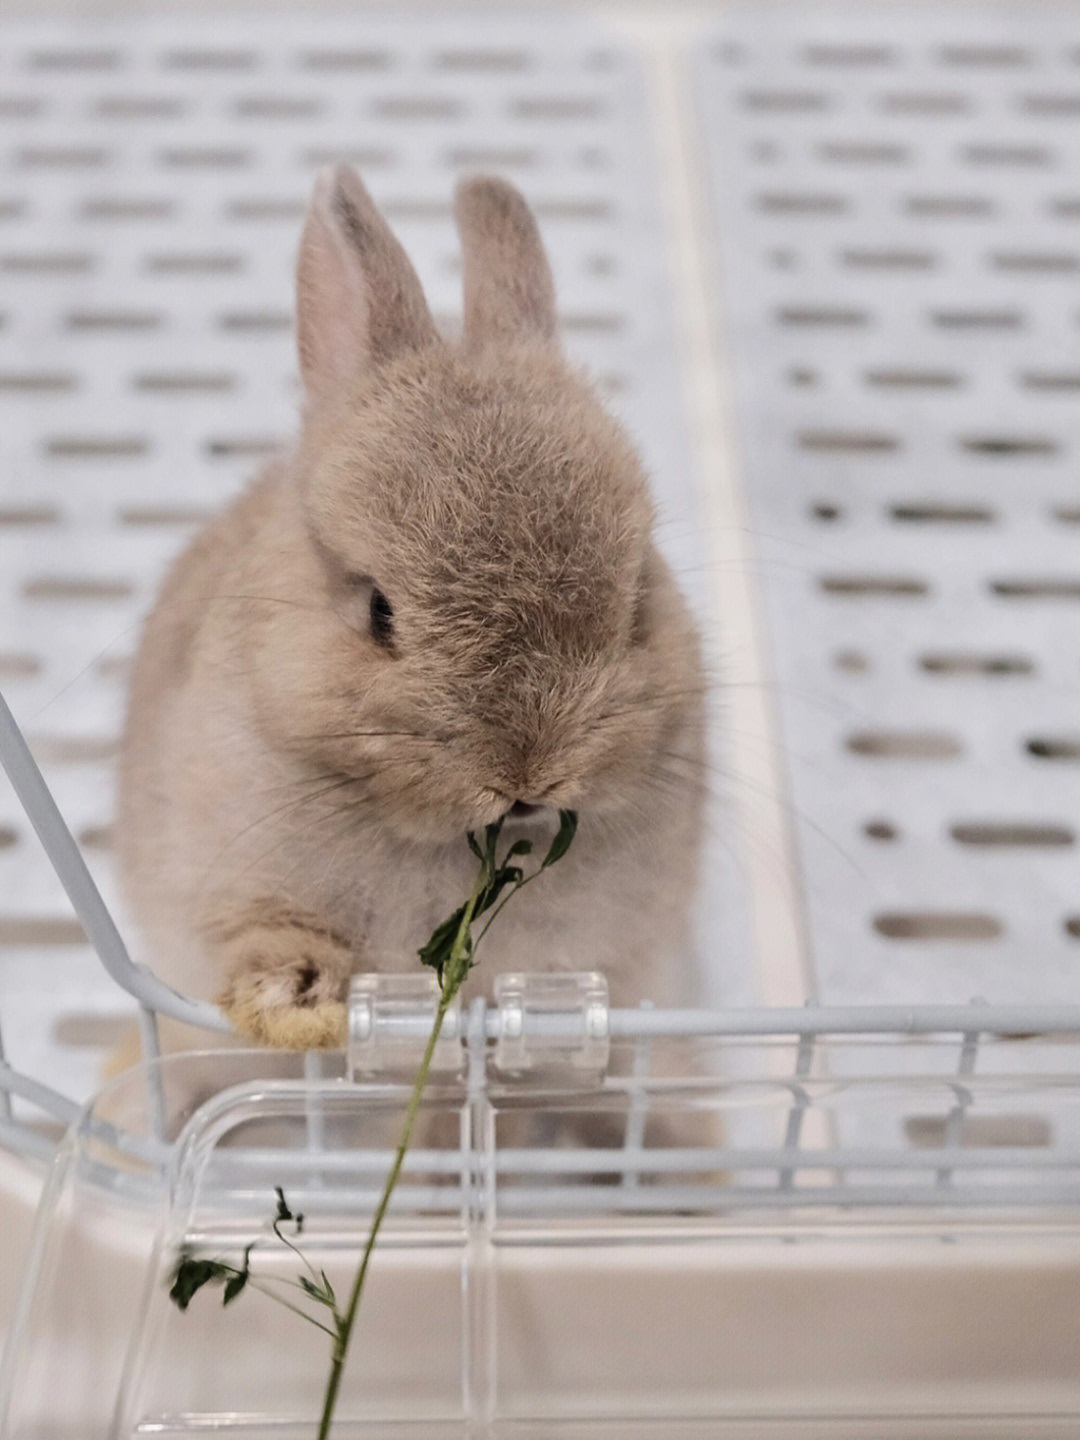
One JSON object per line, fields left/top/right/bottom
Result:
{"left": 117, "top": 169, "right": 705, "bottom": 1049}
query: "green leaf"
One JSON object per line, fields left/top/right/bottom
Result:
{"left": 504, "top": 839, "right": 533, "bottom": 860}
{"left": 542, "top": 810, "right": 578, "bottom": 869}
{"left": 418, "top": 903, "right": 467, "bottom": 981}
{"left": 466, "top": 831, "right": 484, "bottom": 862}
{"left": 223, "top": 1270, "right": 248, "bottom": 1305}
{"left": 300, "top": 1274, "right": 335, "bottom": 1309}
{"left": 169, "top": 1255, "right": 232, "bottom": 1311}
{"left": 472, "top": 868, "right": 518, "bottom": 918}
{"left": 223, "top": 1243, "right": 254, "bottom": 1306}
{"left": 420, "top": 905, "right": 466, "bottom": 957}
{"left": 272, "top": 1188, "right": 303, "bottom": 1239}
{"left": 320, "top": 1271, "right": 337, "bottom": 1309}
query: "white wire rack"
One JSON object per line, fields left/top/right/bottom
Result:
{"left": 4, "top": 677, "right": 1080, "bottom": 1219}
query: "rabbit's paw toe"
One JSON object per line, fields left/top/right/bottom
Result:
{"left": 214, "top": 920, "right": 351, "bottom": 1049}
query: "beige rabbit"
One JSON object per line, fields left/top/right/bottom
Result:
{"left": 116, "top": 166, "right": 706, "bottom": 1055}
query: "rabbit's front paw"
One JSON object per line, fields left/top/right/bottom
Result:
{"left": 211, "top": 906, "right": 353, "bottom": 1049}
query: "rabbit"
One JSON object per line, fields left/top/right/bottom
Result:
{"left": 115, "top": 165, "right": 707, "bottom": 1062}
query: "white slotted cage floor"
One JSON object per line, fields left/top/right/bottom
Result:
{"left": 698, "top": 2, "right": 1080, "bottom": 1008}
{"left": 0, "top": 11, "right": 752, "bottom": 1116}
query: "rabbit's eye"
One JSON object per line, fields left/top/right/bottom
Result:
{"left": 369, "top": 587, "right": 394, "bottom": 647}
{"left": 337, "top": 569, "right": 395, "bottom": 650}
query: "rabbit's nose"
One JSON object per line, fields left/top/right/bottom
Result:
{"left": 509, "top": 799, "right": 540, "bottom": 818}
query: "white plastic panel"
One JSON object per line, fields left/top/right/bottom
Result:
{"left": 0, "top": 12, "right": 747, "bottom": 1112}
{"left": 697, "top": 3, "right": 1080, "bottom": 1006}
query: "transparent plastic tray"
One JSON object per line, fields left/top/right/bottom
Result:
{"left": 3, "top": 1011, "right": 1080, "bottom": 1438}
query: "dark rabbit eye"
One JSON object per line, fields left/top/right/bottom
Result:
{"left": 336, "top": 567, "right": 395, "bottom": 650}
{"left": 369, "top": 587, "right": 394, "bottom": 646}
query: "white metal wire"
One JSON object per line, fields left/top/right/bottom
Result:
{"left": 6, "top": 656, "right": 1080, "bottom": 1219}
{"left": 4, "top": 663, "right": 1080, "bottom": 1219}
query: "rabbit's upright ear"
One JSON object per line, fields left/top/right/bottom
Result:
{"left": 297, "top": 165, "right": 437, "bottom": 403}
{"left": 455, "top": 177, "right": 557, "bottom": 352}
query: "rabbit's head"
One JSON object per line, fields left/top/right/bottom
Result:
{"left": 251, "top": 166, "right": 701, "bottom": 846}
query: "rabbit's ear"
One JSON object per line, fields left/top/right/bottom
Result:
{"left": 297, "top": 164, "right": 437, "bottom": 402}
{"left": 455, "top": 177, "right": 557, "bottom": 352}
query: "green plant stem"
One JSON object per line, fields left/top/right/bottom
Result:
{"left": 249, "top": 1282, "right": 339, "bottom": 1340}
{"left": 185, "top": 1261, "right": 341, "bottom": 1340}
{"left": 315, "top": 862, "right": 488, "bottom": 1440}
{"left": 168, "top": 814, "right": 576, "bottom": 1439}
{"left": 473, "top": 864, "right": 543, "bottom": 946}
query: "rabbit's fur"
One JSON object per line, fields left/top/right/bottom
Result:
{"left": 117, "top": 166, "right": 705, "bottom": 1052}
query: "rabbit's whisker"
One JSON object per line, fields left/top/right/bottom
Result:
{"left": 299, "top": 729, "right": 448, "bottom": 744}
{"left": 207, "top": 591, "right": 374, "bottom": 642}
{"left": 594, "top": 684, "right": 713, "bottom": 726}
{"left": 204, "top": 758, "right": 440, "bottom": 892}
{"left": 195, "top": 774, "right": 368, "bottom": 895}
{"left": 659, "top": 750, "right": 866, "bottom": 886}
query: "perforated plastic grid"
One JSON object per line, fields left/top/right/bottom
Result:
{"left": 698, "top": 3, "right": 1080, "bottom": 1007}
{"left": 0, "top": 13, "right": 750, "bottom": 1109}
{"left": 6, "top": 1, "right": 1080, "bottom": 1115}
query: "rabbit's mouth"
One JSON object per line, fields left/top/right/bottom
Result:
{"left": 498, "top": 794, "right": 569, "bottom": 828}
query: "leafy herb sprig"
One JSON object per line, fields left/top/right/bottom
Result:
{"left": 170, "top": 1190, "right": 342, "bottom": 1341}
{"left": 170, "top": 809, "right": 577, "bottom": 1439}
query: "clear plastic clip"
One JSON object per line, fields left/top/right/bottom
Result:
{"left": 493, "top": 971, "right": 610, "bottom": 1077}
{"left": 347, "top": 973, "right": 463, "bottom": 1080}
